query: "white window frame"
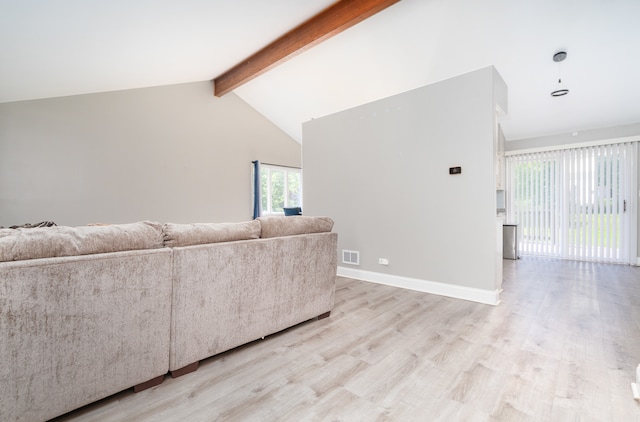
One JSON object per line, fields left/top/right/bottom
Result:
{"left": 260, "top": 164, "right": 302, "bottom": 216}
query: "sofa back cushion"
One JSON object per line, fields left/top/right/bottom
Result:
{"left": 0, "top": 221, "right": 164, "bottom": 262}
{"left": 258, "top": 216, "right": 334, "bottom": 238}
{"left": 162, "top": 220, "right": 261, "bottom": 248}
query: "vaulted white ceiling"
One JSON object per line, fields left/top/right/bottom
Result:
{"left": 2, "top": 0, "right": 639, "bottom": 143}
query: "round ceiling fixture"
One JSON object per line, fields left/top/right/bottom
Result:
{"left": 551, "top": 88, "right": 569, "bottom": 96}
{"left": 551, "top": 88, "right": 569, "bottom": 97}
{"left": 551, "top": 51, "right": 569, "bottom": 96}
{"left": 553, "top": 51, "right": 567, "bottom": 62}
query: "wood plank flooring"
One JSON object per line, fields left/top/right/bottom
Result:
{"left": 52, "top": 258, "right": 640, "bottom": 421}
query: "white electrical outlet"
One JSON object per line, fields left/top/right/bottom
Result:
{"left": 378, "top": 258, "right": 389, "bottom": 265}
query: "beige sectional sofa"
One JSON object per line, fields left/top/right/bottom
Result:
{"left": 166, "top": 217, "right": 337, "bottom": 376}
{"left": 0, "top": 216, "right": 337, "bottom": 422}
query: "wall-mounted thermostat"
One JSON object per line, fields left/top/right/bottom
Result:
{"left": 449, "top": 166, "right": 462, "bottom": 175}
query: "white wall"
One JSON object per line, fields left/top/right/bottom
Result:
{"left": 0, "top": 81, "right": 300, "bottom": 226}
{"left": 303, "top": 67, "right": 506, "bottom": 300}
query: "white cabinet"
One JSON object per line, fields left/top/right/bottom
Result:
{"left": 495, "top": 123, "right": 505, "bottom": 189}
{"left": 496, "top": 153, "right": 504, "bottom": 189}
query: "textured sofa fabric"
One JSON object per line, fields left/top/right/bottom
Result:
{"left": 169, "top": 217, "right": 337, "bottom": 373}
{"left": 0, "top": 221, "right": 163, "bottom": 262}
{"left": 258, "top": 215, "right": 334, "bottom": 238}
{"left": 0, "top": 223, "right": 172, "bottom": 422}
{"left": 162, "top": 220, "right": 261, "bottom": 248}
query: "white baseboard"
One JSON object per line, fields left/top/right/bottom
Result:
{"left": 337, "top": 266, "right": 501, "bottom": 306}
{"left": 637, "top": 257, "right": 640, "bottom": 266}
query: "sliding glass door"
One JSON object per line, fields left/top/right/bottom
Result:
{"left": 505, "top": 141, "right": 638, "bottom": 264}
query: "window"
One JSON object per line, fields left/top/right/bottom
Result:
{"left": 505, "top": 141, "right": 638, "bottom": 264}
{"left": 260, "top": 164, "right": 302, "bottom": 215}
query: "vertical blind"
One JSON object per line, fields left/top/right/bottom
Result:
{"left": 505, "top": 141, "right": 638, "bottom": 264}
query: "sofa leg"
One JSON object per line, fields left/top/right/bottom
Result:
{"left": 133, "top": 375, "right": 164, "bottom": 393}
{"left": 317, "top": 311, "right": 331, "bottom": 320}
{"left": 170, "top": 361, "right": 199, "bottom": 378}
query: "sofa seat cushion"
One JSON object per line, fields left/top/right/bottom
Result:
{"left": 258, "top": 216, "right": 334, "bottom": 238}
{"left": 162, "top": 220, "right": 261, "bottom": 248}
{"left": 0, "top": 221, "right": 164, "bottom": 262}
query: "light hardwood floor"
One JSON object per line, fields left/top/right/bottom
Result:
{"left": 53, "top": 258, "right": 640, "bottom": 421}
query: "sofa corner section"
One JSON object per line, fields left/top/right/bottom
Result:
{"left": 0, "top": 248, "right": 173, "bottom": 422}
{"left": 168, "top": 231, "right": 338, "bottom": 374}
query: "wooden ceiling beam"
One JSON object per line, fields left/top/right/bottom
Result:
{"left": 213, "top": 0, "right": 401, "bottom": 97}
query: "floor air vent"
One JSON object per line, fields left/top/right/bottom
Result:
{"left": 342, "top": 250, "right": 360, "bottom": 265}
